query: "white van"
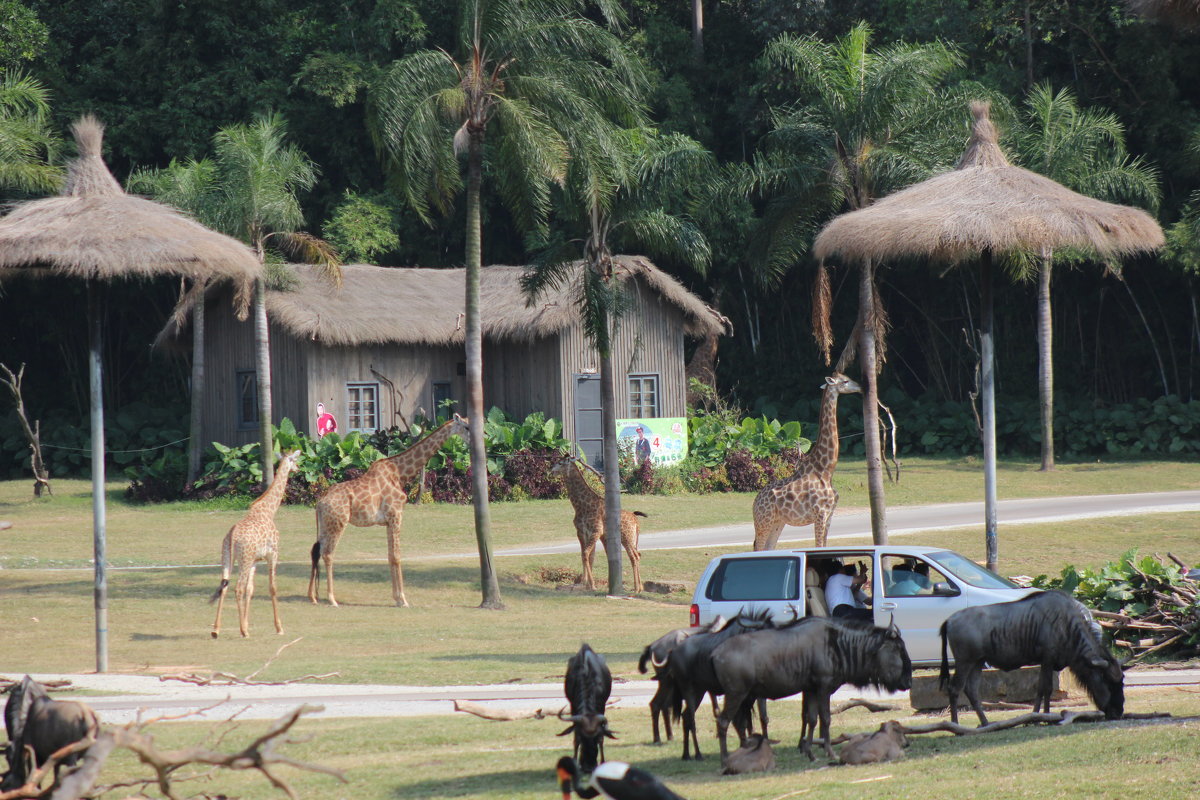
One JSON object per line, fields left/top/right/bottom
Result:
{"left": 689, "top": 545, "right": 1038, "bottom": 666}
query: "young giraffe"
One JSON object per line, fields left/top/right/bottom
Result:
{"left": 550, "top": 458, "right": 646, "bottom": 592}
{"left": 210, "top": 450, "right": 300, "bottom": 638}
{"left": 752, "top": 373, "right": 862, "bottom": 550}
{"left": 308, "top": 414, "right": 469, "bottom": 607}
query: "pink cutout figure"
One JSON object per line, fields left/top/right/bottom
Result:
{"left": 316, "top": 402, "right": 338, "bottom": 437}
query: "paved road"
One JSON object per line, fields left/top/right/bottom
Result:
{"left": 419, "top": 490, "right": 1200, "bottom": 560}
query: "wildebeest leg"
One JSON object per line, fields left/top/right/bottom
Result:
{"left": 946, "top": 661, "right": 966, "bottom": 725}
{"left": 1036, "top": 665, "right": 1054, "bottom": 714}
{"left": 800, "top": 693, "right": 819, "bottom": 761}
{"left": 716, "top": 691, "right": 747, "bottom": 764}
{"left": 963, "top": 663, "right": 989, "bottom": 727}
{"left": 757, "top": 697, "right": 769, "bottom": 740}
{"left": 681, "top": 691, "right": 703, "bottom": 761}
{"left": 818, "top": 691, "right": 836, "bottom": 760}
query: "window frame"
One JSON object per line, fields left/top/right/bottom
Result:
{"left": 345, "top": 382, "right": 380, "bottom": 433}
{"left": 627, "top": 373, "right": 660, "bottom": 418}
{"left": 236, "top": 370, "right": 258, "bottom": 430}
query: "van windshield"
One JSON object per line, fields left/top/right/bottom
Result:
{"left": 708, "top": 557, "right": 800, "bottom": 601}
{"left": 926, "top": 551, "right": 1017, "bottom": 589}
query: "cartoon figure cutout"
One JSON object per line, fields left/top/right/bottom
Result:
{"left": 316, "top": 402, "right": 338, "bottom": 437}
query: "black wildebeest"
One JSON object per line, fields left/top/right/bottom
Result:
{"left": 559, "top": 644, "right": 614, "bottom": 773}
{"left": 636, "top": 619, "right": 721, "bottom": 745}
{"left": 2, "top": 676, "right": 98, "bottom": 790}
{"left": 939, "top": 589, "right": 1125, "bottom": 726}
{"left": 711, "top": 617, "right": 912, "bottom": 762}
{"left": 666, "top": 608, "right": 777, "bottom": 761}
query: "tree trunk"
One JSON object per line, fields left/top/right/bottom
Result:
{"left": 467, "top": 132, "right": 503, "bottom": 610}
{"left": 981, "top": 250, "right": 998, "bottom": 572}
{"left": 1121, "top": 275, "right": 1170, "bottom": 397}
{"left": 253, "top": 274, "right": 274, "bottom": 488}
{"left": 600, "top": 331, "right": 624, "bottom": 596}
{"left": 187, "top": 284, "right": 206, "bottom": 484}
{"left": 1037, "top": 255, "right": 1054, "bottom": 472}
{"left": 692, "top": 0, "right": 704, "bottom": 62}
{"left": 858, "top": 260, "right": 888, "bottom": 544}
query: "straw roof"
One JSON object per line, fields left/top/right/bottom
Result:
{"left": 0, "top": 116, "right": 261, "bottom": 284}
{"left": 813, "top": 102, "right": 1164, "bottom": 265}
{"left": 245, "top": 256, "right": 726, "bottom": 347}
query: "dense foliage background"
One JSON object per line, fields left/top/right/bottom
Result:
{"left": 3, "top": 0, "right": 1200, "bottom": 478}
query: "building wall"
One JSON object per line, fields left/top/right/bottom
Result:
{"left": 483, "top": 336, "right": 563, "bottom": 424}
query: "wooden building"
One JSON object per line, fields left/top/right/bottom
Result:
{"left": 179, "top": 256, "right": 727, "bottom": 466}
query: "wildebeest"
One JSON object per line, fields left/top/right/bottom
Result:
{"left": 2, "top": 677, "right": 98, "bottom": 790}
{"left": 711, "top": 617, "right": 912, "bottom": 762}
{"left": 667, "top": 608, "right": 777, "bottom": 761}
{"left": 720, "top": 733, "right": 776, "bottom": 775}
{"left": 637, "top": 620, "right": 721, "bottom": 744}
{"left": 939, "top": 589, "right": 1125, "bottom": 726}
{"left": 838, "top": 720, "right": 908, "bottom": 765}
{"left": 558, "top": 644, "right": 614, "bottom": 773}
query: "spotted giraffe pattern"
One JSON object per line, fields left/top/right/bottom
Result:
{"left": 752, "top": 373, "right": 862, "bottom": 550}
{"left": 307, "top": 415, "right": 469, "bottom": 607}
{"left": 211, "top": 450, "right": 300, "bottom": 638}
{"left": 551, "top": 458, "right": 645, "bottom": 592}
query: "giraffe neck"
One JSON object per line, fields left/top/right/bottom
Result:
{"left": 251, "top": 459, "right": 294, "bottom": 515}
{"left": 387, "top": 419, "right": 462, "bottom": 481}
{"left": 807, "top": 385, "right": 841, "bottom": 478}
{"left": 566, "top": 463, "right": 602, "bottom": 504}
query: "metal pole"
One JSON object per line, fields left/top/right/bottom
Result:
{"left": 88, "top": 281, "right": 108, "bottom": 672}
{"left": 981, "top": 251, "right": 998, "bottom": 572}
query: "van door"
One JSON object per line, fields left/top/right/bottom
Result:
{"left": 701, "top": 554, "right": 806, "bottom": 625}
{"left": 874, "top": 553, "right": 974, "bottom": 664}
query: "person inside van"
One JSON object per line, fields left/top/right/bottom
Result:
{"left": 889, "top": 559, "right": 933, "bottom": 596}
{"left": 826, "top": 564, "right": 873, "bottom": 622}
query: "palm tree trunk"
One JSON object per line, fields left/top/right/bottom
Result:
{"left": 692, "top": 0, "right": 704, "bottom": 62}
{"left": 253, "top": 275, "right": 274, "bottom": 487}
{"left": 1037, "top": 255, "right": 1055, "bottom": 472}
{"left": 88, "top": 280, "right": 108, "bottom": 673}
{"left": 981, "top": 250, "right": 998, "bottom": 572}
{"left": 600, "top": 324, "right": 624, "bottom": 596}
{"left": 187, "top": 282, "right": 206, "bottom": 484}
{"left": 467, "top": 132, "right": 503, "bottom": 610}
{"left": 858, "top": 260, "right": 888, "bottom": 544}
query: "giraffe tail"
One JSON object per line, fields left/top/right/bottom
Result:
{"left": 210, "top": 530, "right": 233, "bottom": 603}
{"left": 209, "top": 578, "right": 229, "bottom": 604}
{"left": 633, "top": 511, "right": 648, "bottom": 518}
{"left": 310, "top": 540, "right": 322, "bottom": 582}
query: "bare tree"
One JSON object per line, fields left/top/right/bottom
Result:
{"left": 0, "top": 363, "right": 50, "bottom": 497}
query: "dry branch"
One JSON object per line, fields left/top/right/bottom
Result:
{"left": 452, "top": 700, "right": 555, "bottom": 721}
{"left": 898, "top": 709, "right": 1174, "bottom": 737}
{"left": 831, "top": 699, "right": 899, "bottom": 714}
{"left": 0, "top": 363, "right": 50, "bottom": 497}
{"left": 0, "top": 679, "right": 73, "bottom": 694}
{"left": 160, "top": 638, "right": 339, "bottom": 686}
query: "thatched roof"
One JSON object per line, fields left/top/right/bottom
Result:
{"left": 165, "top": 255, "right": 727, "bottom": 347}
{"left": 0, "top": 116, "right": 261, "bottom": 285}
{"left": 813, "top": 102, "right": 1164, "bottom": 265}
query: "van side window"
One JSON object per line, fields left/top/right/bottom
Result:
{"left": 708, "top": 557, "right": 799, "bottom": 602}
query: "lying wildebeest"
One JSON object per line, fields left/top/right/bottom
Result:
{"left": 720, "top": 732, "right": 776, "bottom": 775}
{"left": 711, "top": 617, "right": 912, "bottom": 763}
{"left": 2, "top": 676, "right": 98, "bottom": 790}
{"left": 637, "top": 619, "right": 722, "bottom": 744}
{"left": 939, "top": 589, "right": 1125, "bottom": 726}
{"left": 838, "top": 720, "right": 908, "bottom": 765}
{"left": 668, "top": 608, "right": 777, "bottom": 761}
{"left": 558, "top": 643, "right": 614, "bottom": 774}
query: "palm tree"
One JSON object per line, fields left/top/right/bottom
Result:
{"left": 370, "top": 0, "right": 646, "bottom": 609}
{"left": 1011, "top": 84, "right": 1161, "bottom": 470}
{"left": 524, "top": 128, "right": 713, "bottom": 593}
{"left": 0, "top": 71, "right": 61, "bottom": 194}
{"left": 746, "top": 22, "right": 963, "bottom": 543}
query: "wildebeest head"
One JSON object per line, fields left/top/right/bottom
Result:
{"left": 834, "top": 620, "right": 912, "bottom": 693}
{"left": 874, "top": 621, "right": 913, "bottom": 692}
{"left": 1074, "top": 649, "right": 1126, "bottom": 720}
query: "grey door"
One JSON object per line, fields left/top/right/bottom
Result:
{"left": 573, "top": 373, "right": 603, "bottom": 469}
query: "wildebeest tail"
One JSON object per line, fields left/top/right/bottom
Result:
{"left": 938, "top": 621, "right": 951, "bottom": 690}
{"left": 638, "top": 645, "right": 652, "bottom": 674}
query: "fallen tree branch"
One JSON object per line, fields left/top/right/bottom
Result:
{"left": 831, "top": 699, "right": 899, "bottom": 714}
{"left": 0, "top": 679, "right": 73, "bottom": 694}
{"left": 452, "top": 700, "right": 554, "bottom": 721}
{"left": 159, "top": 639, "right": 339, "bottom": 686}
{"left": 898, "top": 709, "right": 1174, "bottom": 737}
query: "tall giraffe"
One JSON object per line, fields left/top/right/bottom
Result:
{"left": 211, "top": 450, "right": 300, "bottom": 638}
{"left": 307, "top": 414, "right": 469, "bottom": 607}
{"left": 550, "top": 458, "right": 645, "bottom": 592}
{"left": 751, "top": 373, "right": 861, "bottom": 550}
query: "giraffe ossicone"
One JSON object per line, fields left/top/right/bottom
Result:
{"left": 751, "top": 373, "right": 861, "bottom": 551}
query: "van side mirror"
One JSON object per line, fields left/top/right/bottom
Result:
{"left": 932, "top": 582, "right": 960, "bottom": 597}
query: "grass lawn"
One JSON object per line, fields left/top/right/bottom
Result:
{"left": 89, "top": 684, "right": 1200, "bottom": 799}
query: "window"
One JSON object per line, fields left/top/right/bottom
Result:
{"left": 707, "top": 557, "right": 800, "bottom": 602}
{"left": 627, "top": 374, "right": 659, "bottom": 418}
{"left": 433, "top": 381, "right": 455, "bottom": 417}
{"left": 236, "top": 370, "right": 258, "bottom": 429}
{"left": 346, "top": 383, "right": 379, "bottom": 432}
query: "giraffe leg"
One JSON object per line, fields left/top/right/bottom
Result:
{"left": 325, "top": 550, "right": 339, "bottom": 607}
{"left": 386, "top": 509, "right": 409, "bottom": 608}
{"left": 624, "top": 518, "right": 642, "bottom": 593}
{"left": 237, "top": 559, "right": 257, "bottom": 638}
{"left": 268, "top": 549, "right": 283, "bottom": 634}
{"left": 754, "top": 516, "right": 786, "bottom": 551}
{"left": 312, "top": 503, "right": 347, "bottom": 606}
{"left": 211, "top": 531, "right": 233, "bottom": 639}
{"left": 580, "top": 534, "right": 596, "bottom": 590}
{"left": 813, "top": 513, "right": 831, "bottom": 548}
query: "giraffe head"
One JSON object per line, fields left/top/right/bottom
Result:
{"left": 447, "top": 413, "right": 470, "bottom": 440}
{"left": 823, "top": 373, "right": 862, "bottom": 395}
{"left": 278, "top": 450, "right": 301, "bottom": 472}
{"left": 549, "top": 456, "right": 574, "bottom": 479}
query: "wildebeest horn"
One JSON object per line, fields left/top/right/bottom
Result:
{"left": 651, "top": 651, "right": 669, "bottom": 669}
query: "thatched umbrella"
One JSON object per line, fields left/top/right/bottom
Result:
{"left": 0, "top": 116, "right": 261, "bottom": 671}
{"left": 814, "top": 102, "right": 1163, "bottom": 571}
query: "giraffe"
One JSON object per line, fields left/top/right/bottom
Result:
{"left": 210, "top": 450, "right": 300, "bottom": 639}
{"left": 550, "top": 458, "right": 645, "bottom": 592}
{"left": 751, "top": 373, "right": 862, "bottom": 551}
{"left": 307, "top": 414, "right": 469, "bottom": 607}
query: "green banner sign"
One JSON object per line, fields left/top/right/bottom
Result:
{"left": 616, "top": 417, "right": 688, "bottom": 466}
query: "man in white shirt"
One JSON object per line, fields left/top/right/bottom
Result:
{"left": 825, "top": 564, "right": 873, "bottom": 622}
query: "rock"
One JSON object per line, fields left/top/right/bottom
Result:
{"left": 0, "top": 520, "right": 11, "bottom": 531}
{"left": 910, "top": 666, "right": 1061, "bottom": 710}
{"left": 642, "top": 580, "right": 688, "bottom": 595}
